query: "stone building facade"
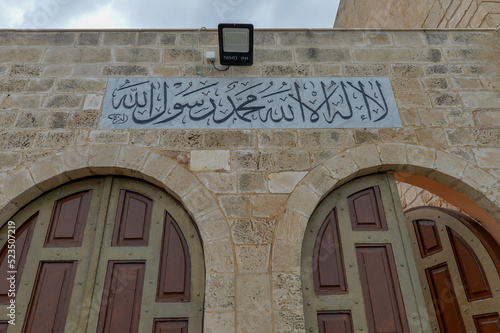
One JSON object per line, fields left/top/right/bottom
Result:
{"left": 0, "top": 27, "right": 499, "bottom": 332}
{"left": 335, "top": 0, "right": 500, "bottom": 29}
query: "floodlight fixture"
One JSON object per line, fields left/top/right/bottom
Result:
{"left": 218, "top": 23, "right": 254, "bottom": 66}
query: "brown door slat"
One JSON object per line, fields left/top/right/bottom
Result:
{"left": 313, "top": 209, "right": 347, "bottom": 294}
{"left": 348, "top": 187, "right": 388, "bottom": 231}
{"left": 22, "top": 261, "right": 77, "bottom": 333}
{"left": 111, "top": 190, "right": 153, "bottom": 247}
{"left": 317, "top": 311, "right": 353, "bottom": 333}
{"left": 97, "top": 261, "right": 146, "bottom": 333}
{"left": 0, "top": 214, "right": 38, "bottom": 304}
{"left": 448, "top": 227, "right": 493, "bottom": 301}
{"left": 412, "top": 219, "right": 442, "bottom": 257}
{"left": 356, "top": 244, "right": 409, "bottom": 333}
{"left": 474, "top": 313, "right": 500, "bottom": 333}
{"left": 426, "top": 263, "right": 466, "bottom": 333}
{"left": 0, "top": 321, "right": 8, "bottom": 333}
{"left": 157, "top": 213, "right": 190, "bottom": 302}
{"left": 45, "top": 190, "right": 92, "bottom": 247}
{"left": 153, "top": 318, "right": 189, "bottom": 333}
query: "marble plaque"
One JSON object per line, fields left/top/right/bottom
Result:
{"left": 98, "top": 77, "right": 401, "bottom": 129}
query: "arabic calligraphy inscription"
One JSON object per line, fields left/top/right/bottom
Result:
{"left": 99, "top": 77, "right": 401, "bottom": 129}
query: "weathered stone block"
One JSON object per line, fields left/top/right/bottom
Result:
{"left": 158, "top": 33, "right": 177, "bottom": 45}
{"left": 26, "top": 78, "right": 55, "bottom": 92}
{"left": 445, "top": 49, "right": 500, "bottom": 62}
{"left": 15, "top": 111, "right": 49, "bottom": 128}
{"left": 299, "top": 129, "right": 355, "bottom": 148}
{"left": 424, "top": 77, "right": 449, "bottom": 90}
{"left": 103, "top": 32, "right": 136, "bottom": 45}
{"left": 268, "top": 171, "right": 307, "bottom": 194}
{"left": 163, "top": 48, "right": 202, "bottom": 63}
{"left": 163, "top": 165, "right": 199, "bottom": 198}
{"left": 394, "top": 91, "right": 431, "bottom": 107}
{"left": 354, "top": 129, "right": 380, "bottom": 144}
{"left": 311, "top": 64, "right": 342, "bottom": 76}
{"left": 0, "top": 131, "right": 35, "bottom": 149}
{"left": 254, "top": 31, "right": 276, "bottom": 46}
{"left": 424, "top": 31, "right": 451, "bottom": 45}
{"left": 365, "top": 31, "right": 393, "bottom": 45}
{"left": 295, "top": 48, "right": 351, "bottom": 63}
{"left": 43, "top": 94, "right": 83, "bottom": 109}
{"left": 235, "top": 245, "right": 270, "bottom": 273}
{"left": 204, "top": 131, "right": 253, "bottom": 148}
{"left": 344, "top": 64, "right": 389, "bottom": 76}
{"left": 460, "top": 92, "right": 500, "bottom": 108}
{"left": 115, "top": 48, "right": 161, "bottom": 63}
{"left": 424, "top": 64, "right": 463, "bottom": 75}
{"left": 1, "top": 95, "right": 42, "bottom": 110}
{"left": 230, "top": 218, "right": 275, "bottom": 244}
{"left": 273, "top": 310, "right": 305, "bottom": 333}
{"left": 56, "top": 78, "right": 106, "bottom": 93}
{"left": 89, "top": 130, "right": 129, "bottom": 144}
{"left": 354, "top": 48, "right": 442, "bottom": 63}
{"left": 391, "top": 64, "right": 424, "bottom": 76}
{"left": 43, "top": 48, "right": 112, "bottom": 63}
{"left": 263, "top": 64, "right": 310, "bottom": 77}
{"left": 349, "top": 145, "right": 382, "bottom": 171}
{"left": 204, "top": 240, "right": 234, "bottom": 273}
{"left": 474, "top": 110, "right": 500, "bottom": 126}
{"left": 0, "top": 152, "right": 22, "bottom": 172}
{"left": 205, "top": 273, "right": 234, "bottom": 311}
{"left": 231, "top": 150, "right": 272, "bottom": 171}
{"left": 272, "top": 150, "right": 310, "bottom": 171}
{"left": 238, "top": 172, "right": 266, "bottom": 193}
{"left": 474, "top": 148, "right": 500, "bottom": 168}
{"left": 418, "top": 110, "right": 449, "bottom": 127}
{"left": 472, "top": 129, "right": 500, "bottom": 146}
{"left": 258, "top": 130, "right": 297, "bottom": 148}
{"left": 0, "top": 78, "right": 28, "bottom": 92}
{"left": 204, "top": 313, "right": 234, "bottom": 333}
{"left": 237, "top": 274, "right": 271, "bottom": 311}
{"left": 272, "top": 273, "right": 302, "bottom": 310}
{"left": 392, "top": 32, "right": 426, "bottom": 46}
{"left": 416, "top": 128, "right": 447, "bottom": 146}
{"left": 101, "top": 65, "right": 149, "bottom": 76}
{"left": 191, "top": 150, "right": 230, "bottom": 171}
{"left": 0, "top": 48, "right": 43, "bottom": 63}
{"left": 9, "top": 65, "right": 43, "bottom": 77}
{"left": 251, "top": 194, "right": 288, "bottom": 218}
{"left": 137, "top": 32, "right": 158, "bottom": 46}
{"left": 160, "top": 130, "right": 202, "bottom": 148}
{"left": 33, "top": 131, "right": 75, "bottom": 149}
{"left": 77, "top": 32, "right": 100, "bottom": 46}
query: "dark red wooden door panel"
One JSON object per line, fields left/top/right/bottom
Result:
{"left": 348, "top": 186, "right": 387, "bottom": 231}
{"left": 22, "top": 261, "right": 77, "bottom": 333}
{"left": 0, "top": 321, "right": 8, "bottom": 333}
{"left": 112, "top": 190, "right": 153, "bottom": 247}
{"left": 97, "top": 261, "right": 146, "bottom": 333}
{"left": 154, "top": 319, "right": 188, "bottom": 333}
{"left": 356, "top": 244, "right": 409, "bottom": 333}
{"left": 45, "top": 190, "right": 92, "bottom": 247}
{"left": 412, "top": 219, "right": 442, "bottom": 257}
{"left": 157, "top": 213, "right": 190, "bottom": 302}
{"left": 474, "top": 313, "right": 500, "bottom": 333}
{"left": 0, "top": 214, "right": 37, "bottom": 304}
{"left": 426, "top": 263, "right": 466, "bottom": 333}
{"left": 313, "top": 209, "right": 347, "bottom": 294}
{"left": 448, "top": 227, "right": 492, "bottom": 301}
{"left": 317, "top": 311, "right": 353, "bottom": 333}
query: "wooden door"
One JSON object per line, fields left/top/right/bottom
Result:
{"left": 405, "top": 207, "right": 500, "bottom": 333}
{"left": 0, "top": 177, "right": 204, "bottom": 332}
{"left": 302, "top": 173, "right": 429, "bottom": 333}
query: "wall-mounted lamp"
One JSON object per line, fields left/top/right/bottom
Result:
{"left": 218, "top": 23, "right": 254, "bottom": 66}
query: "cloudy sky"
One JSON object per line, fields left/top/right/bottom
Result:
{"left": 0, "top": 0, "right": 340, "bottom": 29}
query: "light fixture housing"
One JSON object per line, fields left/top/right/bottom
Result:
{"left": 218, "top": 23, "right": 254, "bottom": 66}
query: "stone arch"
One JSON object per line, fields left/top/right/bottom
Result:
{"left": 0, "top": 144, "right": 236, "bottom": 314}
{"left": 272, "top": 143, "right": 500, "bottom": 276}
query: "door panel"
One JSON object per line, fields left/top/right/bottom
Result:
{"left": 0, "top": 177, "right": 205, "bottom": 333}
{"left": 356, "top": 244, "right": 409, "bottom": 333}
{"left": 302, "top": 173, "right": 428, "bottom": 333}
{"left": 22, "top": 261, "right": 77, "bottom": 333}
{"left": 426, "top": 263, "right": 466, "bottom": 333}
{"left": 406, "top": 207, "right": 500, "bottom": 333}
{"left": 96, "top": 261, "right": 146, "bottom": 333}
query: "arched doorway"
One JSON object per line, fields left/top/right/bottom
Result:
{"left": 301, "top": 173, "right": 500, "bottom": 333}
{"left": 0, "top": 176, "right": 204, "bottom": 332}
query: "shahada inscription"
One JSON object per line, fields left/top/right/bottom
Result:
{"left": 98, "top": 77, "right": 401, "bottom": 129}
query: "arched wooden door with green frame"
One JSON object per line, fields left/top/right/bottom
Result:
{"left": 302, "top": 172, "right": 500, "bottom": 333}
{"left": 302, "top": 173, "right": 428, "bottom": 333}
{"left": 0, "top": 176, "right": 205, "bottom": 333}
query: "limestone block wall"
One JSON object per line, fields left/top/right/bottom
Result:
{"left": 0, "top": 29, "right": 499, "bottom": 332}
{"left": 334, "top": 0, "right": 500, "bottom": 28}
